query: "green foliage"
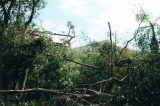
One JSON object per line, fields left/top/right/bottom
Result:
{"left": 135, "top": 9, "right": 160, "bottom": 54}
{"left": 1, "top": 2, "right": 160, "bottom": 105}
{"left": 136, "top": 9, "right": 150, "bottom": 22}
{"left": 0, "top": 0, "right": 46, "bottom": 28}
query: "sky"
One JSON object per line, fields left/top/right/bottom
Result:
{"left": 37, "top": 0, "right": 160, "bottom": 48}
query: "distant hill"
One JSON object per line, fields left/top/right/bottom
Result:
{"left": 73, "top": 40, "right": 109, "bottom": 50}
{"left": 72, "top": 40, "right": 138, "bottom": 58}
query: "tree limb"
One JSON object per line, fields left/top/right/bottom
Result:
{"left": 22, "top": 68, "right": 29, "bottom": 90}
{"left": 0, "top": 88, "right": 113, "bottom": 98}
{"left": 65, "top": 58, "right": 99, "bottom": 69}
{"left": 90, "top": 75, "right": 128, "bottom": 86}
{"left": 108, "top": 22, "right": 113, "bottom": 53}
{"left": 28, "top": 30, "right": 74, "bottom": 38}
{"left": 119, "top": 15, "right": 146, "bottom": 57}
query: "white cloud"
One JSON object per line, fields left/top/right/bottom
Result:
{"left": 59, "top": 0, "right": 89, "bottom": 16}
{"left": 54, "top": 0, "right": 160, "bottom": 47}
{"left": 42, "top": 19, "right": 56, "bottom": 31}
{"left": 59, "top": 0, "right": 160, "bottom": 30}
{"left": 42, "top": 19, "right": 68, "bottom": 32}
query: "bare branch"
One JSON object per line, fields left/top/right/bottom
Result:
{"left": 108, "top": 22, "right": 112, "bottom": 50}
{"left": 0, "top": 88, "right": 83, "bottom": 96}
{"left": 119, "top": 15, "right": 146, "bottom": 57}
{"left": 64, "top": 57, "right": 99, "bottom": 69}
{"left": 27, "top": 29, "right": 76, "bottom": 46}
{"left": 0, "top": 88, "right": 113, "bottom": 98}
{"left": 90, "top": 75, "right": 128, "bottom": 86}
{"left": 87, "top": 89, "right": 113, "bottom": 97}
{"left": 75, "top": 95, "right": 93, "bottom": 105}
{"left": 22, "top": 68, "right": 29, "bottom": 90}
{"left": 108, "top": 22, "right": 114, "bottom": 76}
{"left": 28, "top": 30, "right": 74, "bottom": 38}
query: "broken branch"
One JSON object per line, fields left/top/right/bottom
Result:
{"left": 90, "top": 75, "right": 128, "bottom": 86}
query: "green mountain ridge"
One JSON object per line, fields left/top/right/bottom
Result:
{"left": 73, "top": 40, "right": 138, "bottom": 57}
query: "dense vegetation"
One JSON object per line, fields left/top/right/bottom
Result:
{"left": 0, "top": 1, "right": 160, "bottom": 106}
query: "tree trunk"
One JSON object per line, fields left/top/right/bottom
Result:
{"left": 22, "top": 68, "right": 29, "bottom": 90}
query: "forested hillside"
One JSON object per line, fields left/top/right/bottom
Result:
{"left": 0, "top": 0, "right": 160, "bottom": 106}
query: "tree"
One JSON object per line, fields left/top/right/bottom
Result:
{"left": 136, "top": 9, "right": 159, "bottom": 53}
{"left": 0, "top": 0, "right": 46, "bottom": 91}
{"left": 150, "top": 22, "right": 159, "bottom": 53}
